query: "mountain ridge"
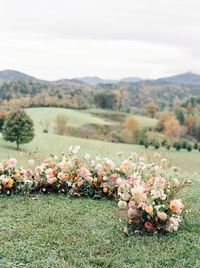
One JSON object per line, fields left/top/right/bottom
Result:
{"left": 1, "top": 69, "right": 200, "bottom": 86}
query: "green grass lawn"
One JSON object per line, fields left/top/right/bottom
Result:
{"left": 0, "top": 184, "right": 200, "bottom": 268}
{"left": 0, "top": 107, "right": 200, "bottom": 267}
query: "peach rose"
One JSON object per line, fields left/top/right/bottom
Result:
{"left": 47, "top": 177, "right": 57, "bottom": 185}
{"left": 170, "top": 199, "right": 183, "bottom": 214}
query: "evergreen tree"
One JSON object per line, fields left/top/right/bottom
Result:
{"left": 175, "top": 109, "right": 185, "bottom": 125}
{"left": 2, "top": 110, "right": 34, "bottom": 149}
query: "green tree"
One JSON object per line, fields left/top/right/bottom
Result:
{"left": 175, "top": 109, "right": 185, "bottom": 125}
{"left": 2, "top": 110, "right": 34, "bottom": 149}
{"left": 94, "top": 93, "right": 114, "bottom": 109}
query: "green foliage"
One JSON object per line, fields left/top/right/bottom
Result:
{"left": 175, "top": 109, "right": 185, "bottom": 125}
{"left": 166, "top": 144, "right": 171, "bottom": 150}
{"left": 186, "top": 144, "right": 193, "bottom": 152}
{"left": 2, "top": 110, "right": 34, "bottom": 149}
{"left": 154, "top": 142, "right": 160, "bottom": 150}
{"left": 194, "top": 123, "right": 200, "bottom": 141}
{"left": 94, "top": 93, "right": 115, "bottom": 109}
{"left": 181, "top": 140, "right": 189, "bottom": 149}
{"left": 161, "top": 139, "right": 167, "bottom": 146}
{"left": 193, "top": 143, "right": 199, "bottom": 150}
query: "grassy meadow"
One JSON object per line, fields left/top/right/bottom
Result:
{"left": 0, "top": 107, "right": 200, "bottom": 268}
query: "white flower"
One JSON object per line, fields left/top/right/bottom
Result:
{"left": 28, "top": 159, "right": 35, "bottom": 166}
{"left": 53, "top": 155, "right": 58, "bottom": 161}
{"left": 69, "top": 145, "right": 80, "bottom": 154}
{"left": 165, "top": 216, "right": 181, "bottom": 232}
{"left": 118, "top": 200, "right": 128, "bottom": 209}
{"left": 83, "top": 154, "right": 90, "bottom": 160}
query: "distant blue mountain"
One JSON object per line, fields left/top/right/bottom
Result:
{"left": 76, "top": 76, "right": 142, "bottom": 85}
{"left": 158, "top": 71, "right": 200, "bottom": 85}
{"left": 0, "top": 69, "right": 38, "bottom": 81}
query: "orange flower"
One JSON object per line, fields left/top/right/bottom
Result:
{"left": 146, "top": 179, "right": 153, "bottom": 186}
{"left": 14, "top": 171, "right": 20, "bottom": 179}
{"left": 103, "top": 187, "right": 108, "bottom": 193}
{"left": 145, "top": 205, "right": 154, "bottom": 216}
{"left": 5, "top": 177, "right": 14, "bottom": 189}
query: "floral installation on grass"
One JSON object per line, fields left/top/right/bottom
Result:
{"left": 0, "top": 146, "right": 190, "bottom": 234}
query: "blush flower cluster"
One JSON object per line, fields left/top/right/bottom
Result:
{"left": 0, "top": 147, "right": 190, "bottom": 234}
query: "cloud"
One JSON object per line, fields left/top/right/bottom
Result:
{"left": 0, "top": 0, "right": 199, "bottom": 79}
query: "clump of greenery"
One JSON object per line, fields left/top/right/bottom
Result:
{"left": 186, "top": 144, "right": 193, "bottom": 152}
{"left": 193, "top": 143, "right": 198, "bottom": 150}
{"left": 2, "top": 110, "right": 34, "bottom": 149}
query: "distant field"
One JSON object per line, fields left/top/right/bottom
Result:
{"left": 26, "top": 107, "right": 115, "bottom": 132}
{"left": 87, "top": 108, "right": 158, "bottom": 128}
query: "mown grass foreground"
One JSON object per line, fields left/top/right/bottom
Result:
{"left": 0, "top": 174, "right": 199, "bottom": 268}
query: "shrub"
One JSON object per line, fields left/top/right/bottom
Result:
{"left": 154, "top": 142, "right": 160, "bottom": 150}
{"left": 161, "top": 139, "right": 167, "bottom": 147}
{"left": 173, "top": 142, "right": 182, "bottom": 151}
{"left": 186, "top": 144, "right": 193, "bottom": 152}
{"left": 144, "top": 142, "right": 149, "bottom": 148}
{"left": 181, "top": 140, "right": 188, "bottom": 149}
{"left": 166, "top": 144, "right": 171, "bottom": 150}
{"left": 193, "top": 143, "right": 198, "bottom": 150}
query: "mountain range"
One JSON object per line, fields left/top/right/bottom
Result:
{"left": 1, "top": 69, "right": 200, "bottom": 86}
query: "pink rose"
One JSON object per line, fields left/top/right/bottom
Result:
{"left": 96, "top": 164, "right": 106, "bottom": 176}
{"left": 110, "top": 173, "right": 118, "bottom": 180}
{"left": 128, "top": 201, "right": 135, "bottom": 209}
{"left": 78, "top": 167, "right": 91, "bottom": 179}
{"left": 45, "top": 168, "right": 55, "bottom": 178}
{"left": 7, "top": 158, "right": 17, "bottom": 168}
{"left": 104, "top": 159, "right": 115, "bottom": 170}
{"left": 77, "top": 180, "right": 84, "bottom": 187}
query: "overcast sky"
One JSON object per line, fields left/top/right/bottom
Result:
{"left": 0, "top": 0, "right": 200, "bottom": 80}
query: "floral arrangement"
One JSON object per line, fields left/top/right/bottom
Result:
{"left": 0, "top": 146, "right": 190, "bottom": 234}
{"left": 117, "top": 156, "right": 190, "bottom": 233}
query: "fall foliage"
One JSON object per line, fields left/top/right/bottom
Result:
{"left": 146, "top": 101, "right": 157, "bottom": 118}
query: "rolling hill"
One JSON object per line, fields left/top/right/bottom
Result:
{"left": 158, "top": 71, "right": 200, "bottom": 85}
{"left": 0, "top": 70, "right": 39, "bottom": 81}
{"left": 0, "top": 69, "right": 200, "bottom": 111}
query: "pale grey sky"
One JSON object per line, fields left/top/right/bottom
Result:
{"left": 0, "top": 0, "right": 200, "bottom": 80}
